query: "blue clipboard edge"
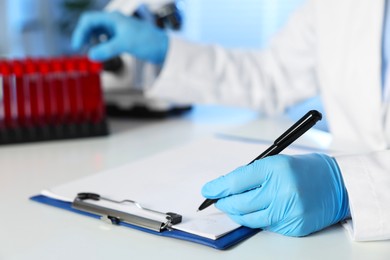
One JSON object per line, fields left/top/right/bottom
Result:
{"left": 30, "top": 195, "right": 261, "bottom": 250}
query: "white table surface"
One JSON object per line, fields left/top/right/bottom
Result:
{"left": 1, "top": 105, "right": 389, "bottom": 260}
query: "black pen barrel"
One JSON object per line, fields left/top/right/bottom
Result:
{"left": 274, "top": 110, "right": 322, "bottom": 145}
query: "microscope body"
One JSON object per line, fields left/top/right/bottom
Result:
{"left": 102, "top": 0, "right": 190, "bottom": 117}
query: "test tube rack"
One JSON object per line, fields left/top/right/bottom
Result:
{"left": 0, "top": 56, "right": 109, "bottom": 144}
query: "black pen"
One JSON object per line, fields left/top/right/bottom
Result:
{"left": 197, "top": 110, "right": 322, "bottom": 211}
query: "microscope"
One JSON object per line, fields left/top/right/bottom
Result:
{"left": 101, "top": 0, "right": 191, "bottom": 118}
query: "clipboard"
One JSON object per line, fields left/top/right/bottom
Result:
{"left": 30, "top": 194, "right": 260, "bottom": 250}
{"left": 29, "top": 137, "right": 311, "bottom": 249}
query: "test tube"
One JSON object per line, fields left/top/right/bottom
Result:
{"left": 78, "top": 57, "right": 93, "bottom": 125}
{"left": 6, "top": 60, "right": 21, "bottom": 142}
{"left": 39, "top": 58, "right": 54, "bottom": 127}
{"left": 0, "top": 62, "right": 11, "bottom": 129}
{"left": 50, "top": 58, "right": 68, "bottom": 137}
{"left": 88, "top": 59, "right": 104, "bottom": 124}
{"left": 25, "top": 58, "right": 45, "bottom": 131}
{"left": 0, "top": 61, "right": 6, "bottom": 130}
{"left": 12, "top": 60, "right": 28, "bottom": 129}
{"left": 65, "top": 57, "right": 83, "bottom": 126}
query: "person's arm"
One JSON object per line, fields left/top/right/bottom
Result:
{"left": 149, "top": 0, "right": 319, "bottom": 115}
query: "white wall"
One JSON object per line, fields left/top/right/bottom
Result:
{"left": 1, "top": 0, "right": 305, "bottom": 57}
{"left": 180, "top": 0, "right": 304, "bottom": 48}
{"left": 0, "top": 1, "right": 10, "bottom": 56}
{"left": 3, "top": 0, "right": 109, "bottom": 58}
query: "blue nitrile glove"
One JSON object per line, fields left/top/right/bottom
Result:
{"left": 71, "top": 11, "right": 168, "bottom": 64}
{"left": 202, "top": 153, "right": 350, "bottom": 237}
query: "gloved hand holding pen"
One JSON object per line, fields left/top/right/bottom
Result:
{"left": 71, "top": 11, "right": 169, "bottom": 64}
{"left": 201, "top": 153, "right": 351, "bottom": 236}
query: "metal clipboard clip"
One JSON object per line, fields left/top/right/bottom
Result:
{"left": 72, "top": 192, "right": 182, "bottom": 232}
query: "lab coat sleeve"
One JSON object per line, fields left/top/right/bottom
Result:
{"left": 336, "top": 151, "right": 390, "bottom": 241}
{"left": 147, "top": 0, "right": 320, "bottom": 115}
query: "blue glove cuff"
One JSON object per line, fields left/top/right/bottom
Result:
{"left": 326, "top": 155, "right": 351, "bottom": 223}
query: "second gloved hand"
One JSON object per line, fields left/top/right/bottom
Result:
{"left": 202, "top": 153, "right": 350, "bottom": 237}
{"left": 72, "top": 11, "right": 169, "bottom": 64}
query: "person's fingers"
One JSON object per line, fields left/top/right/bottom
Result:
{"left": 214, "top": 182, "right": 274, "bottom": 215}
{"left": 201, "top": 156, "right": 279, "bottom": 199}
{"left": 71, "top": 12, "right": 115, "bottom": 50}
{"left": 228, "top": 208, "right": 272, "bottom": 229}
{"left": 88, "top": 38, "right": 122, "bottom": 61}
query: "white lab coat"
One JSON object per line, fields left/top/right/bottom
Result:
{"left": 147, "top": 0, "right": 390, "bottom": 241}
